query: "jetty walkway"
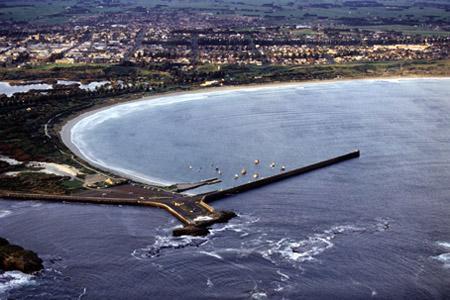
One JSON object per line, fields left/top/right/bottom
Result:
{"left": 0, "top": 149, "right": 360, "bottom": 236}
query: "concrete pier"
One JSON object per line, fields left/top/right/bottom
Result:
{"left": 203, "top": 149, "right": 360, "bottom": 202}
{"left": 172, "top": 177, "right": 222, "bottom": 193}
{"left": 0, "top": 191, "right": 196, "bottom": 225}
{"left": 0, "top": 149, "right": 360, "bottom": 236}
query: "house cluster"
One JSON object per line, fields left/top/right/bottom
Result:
{"left": 0, "top": 16, "right": 448, "bottom": 68}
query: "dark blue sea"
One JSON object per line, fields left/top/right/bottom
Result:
{"left": 1, "top": 78, "right": 450, "bottom": 299}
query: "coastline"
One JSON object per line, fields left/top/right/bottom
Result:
{"left": 59, "top": 75, "right": 450, "bottom": 187}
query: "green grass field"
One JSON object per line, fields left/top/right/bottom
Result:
{"left": 1, "top": 0, "right": 449, "bottom": 34}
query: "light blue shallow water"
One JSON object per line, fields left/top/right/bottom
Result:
{"left": 1, "top": 78, "right": 450, "bottom": 299}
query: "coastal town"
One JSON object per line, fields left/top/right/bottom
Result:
{"left": 1, "top": 0, "right": 450, "bottom": 298}
{"left": 0, "top": 2, "right": 449, "bottom": 203}
{"left": 1, "top": 21, "right": 448, "bottom": 68}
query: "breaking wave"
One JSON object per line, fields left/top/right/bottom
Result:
{"left": 433, "top": 254, "right": 450, "bottom": 268}
{"left": 259, "top": 221, "right": 390, "bottom": 267}
{"left": 0, "top": 271, "right": 36, "bottom": 295}
{"left": 0, "top": 210, "right": 12, "bottom": 218}
{"left": 250, "top": 290, "right": 268, "bottom": 299}
{"left": 129, "top": 217, "right": 390, "bottom": 298}
{"left": 197, "top": 218, "right": 391, "bottom": 269}
{"left": 433, "top": 241, "right": 450, "bottom": 268}
{"left": 131, "top": 214, "right": 259, "bottom": 260}
{"left": 1, "top": 256, "right": 92, "bottom": 299}
{"left": 436, "top": 241, "right": 450, "bottom": 249}
{"left": 133, "top": 216, "right": 390, "bottom": 272}
{"left": 209, "top": 214, "right": 260, "bottom": 236}
{"left": 132, "top": 235, "right": 208, "bottom": 259}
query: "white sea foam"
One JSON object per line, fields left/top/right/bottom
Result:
{"left": 74, "top": 93, "right": 209, "bottom": 129}
{"left": 67, "top": 120, "right": 173, "bottom": 185}
{"left": 69, "top": 122, "right": 173, "bottom": 186}
{"left": 262, "top": 234, "right": 334, "bottom": 264}
{"left": 260, "top": 220, "right": 389, "bottom": 267}
{"left": 132, "top": 214, "right": 259, "bottom": 260}
{"left": 0, "top": 271, "right": 36, "bottom": 295}
{"left": 0, "top": 155, "right": 22, "bottom": 166}
{"left": 274, "top": 283, "right": 284, "bottom": 292}
{"left": 377, "top": 79, "right": 401, "bottom": 83}
{"left": 436, "top": 241, "right": 450, "bottom": 249}
{"left": 77, "top": 287, "right": 87, "bottom": 299}
{"left": 432, "top": 241, "right": 450, "bottom": 268}
{"left": 209, "top": 215, "right": 259, "bottom": 235}
{"left": 276, "top": 270, "right": 290, "bottom": 282}
{"left": 250, "top": 291, "right": 268, "bottom": 299}
{"left": 66, "top": 80, "right": 322, "bottom": 187}
{"left": 206, "top": 278, "right": 214, "bottom": 288}
{"left": 67, "top": 78, "right": 449, "bottom": 188}
{"left": 433, "top": 253, "right": 450, "bottom": 268}
{"left": 199, "top": 251, "right": 223, "bottom": 260}
{"left": 0, "top": 210, "right": 12, "bottom": 218}
{"left": 67, "top": 92, "right": 216, "bottom": 186}
{"left": 131, "top": 234, "right": 208, "bottom": 260}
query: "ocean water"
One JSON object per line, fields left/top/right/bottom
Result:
{"left": 2, "top": 78, "right": 450, "bottom": 299}
{"left": 0, "top": 81, "right": 109, "bottom": 97}
{"left": 0, "top": 82, "right": 52, "bottom": 97}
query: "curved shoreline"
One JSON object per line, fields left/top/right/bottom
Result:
{"left": 60, "top": 76, "right": 450, "bottom": 187}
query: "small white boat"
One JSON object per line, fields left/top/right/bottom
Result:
{"left": 241, "top": 168, "right": 247, "bottom": 175}
{"left": 280, "top": 165, "right": 286, "bottom": 171}
{"left": 254, "top": 159, "right": 260, "bottom": 165}
{"left": 253, "top": 173, "right": 259, "bottom": 179}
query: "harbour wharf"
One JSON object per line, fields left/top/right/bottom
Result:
{"left": 0, "top": 149, "right": 360, "bottom": 236}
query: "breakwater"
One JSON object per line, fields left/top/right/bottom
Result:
{"left": 0, "top": 150, "right": 360, "bottom": 236}
{"left": 203, "top": 149, "right": 360, "bottom": 201}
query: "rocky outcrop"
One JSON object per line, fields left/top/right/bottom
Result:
{"left": 0, "top": 237, "right": 43, "bottom": 274}
{"left": 172, "top": 210, "right": 238, "bottom": 237}
{"left": 213, "top": 210, "right": 237, "bottom": 223}
{"left": 173, "top": 225, "right": 210, "bottom": 237}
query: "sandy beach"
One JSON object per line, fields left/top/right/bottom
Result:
{"left": 60, "top": 76, "right": 450, "bottom": 187}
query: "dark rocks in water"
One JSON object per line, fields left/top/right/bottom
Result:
{"left": 0, "top": 237, "right": 43, "bottom": 274}
{"left": 173, "top": 210, "right": 237, "bottom": 237}
{"left": 173, "top": 225, "right": 210, "bottom": 237}
{"left": 0, "top": 237, "right": 8, "bottom": 247}
{"left": 214, "top": 210, "right": 237, "bottom": 223}
{"left": 196, "top": 211, "right": 238, "bottom": 228}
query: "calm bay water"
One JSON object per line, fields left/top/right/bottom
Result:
{"left": 0, "top": 81, "right": 109, "bottom": 97}
{"left": 1, "top": 78, "right": 450, "bottom": 299}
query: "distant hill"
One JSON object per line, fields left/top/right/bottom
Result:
{"left": 0, "top": 0, "right": 449, "bottom": 28}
